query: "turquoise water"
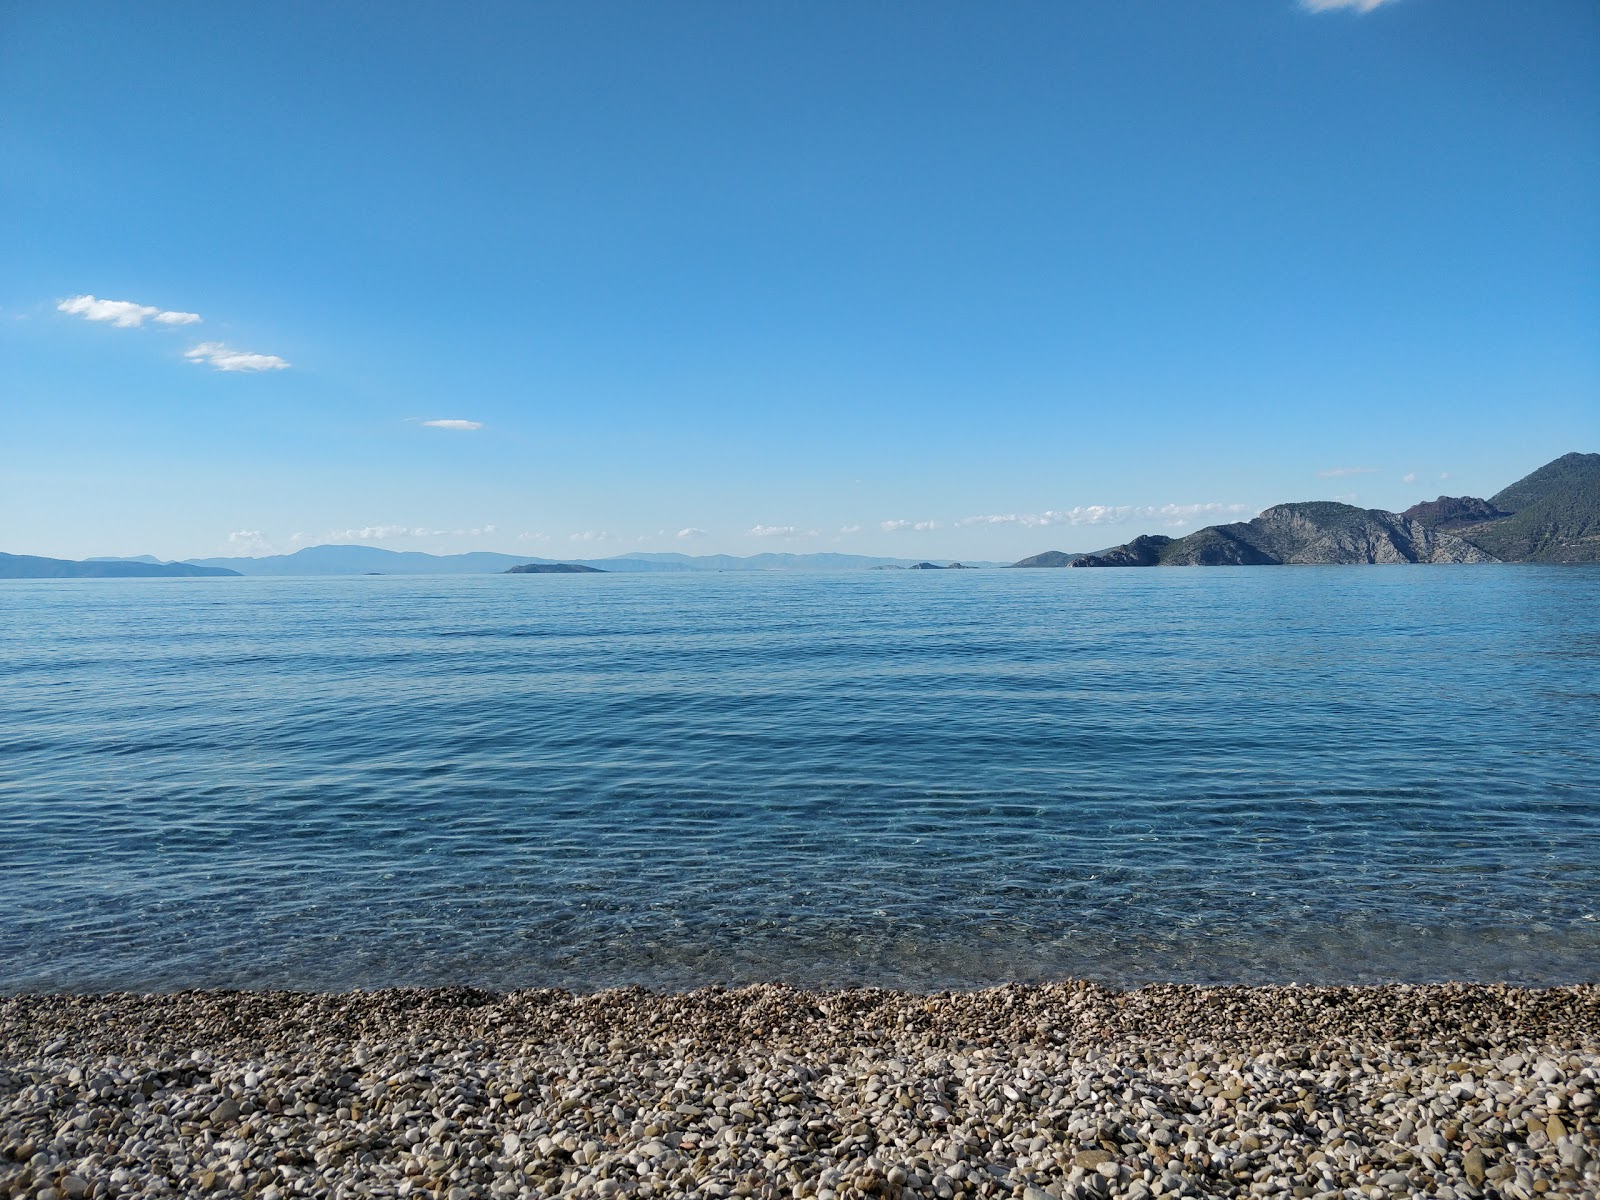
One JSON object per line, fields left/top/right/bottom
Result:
{"left": 2, "top": 566, "right": 1597, "bottom": 993}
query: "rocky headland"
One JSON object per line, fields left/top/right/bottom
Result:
{"left": 2, "top": 983, "right": 1596, "bottom": 1200}
{"left": 1014, "top": 452, "right": 1599, "bottom": 569}
{"left": 505, "top": 565, "right": 605, "bottom": 575}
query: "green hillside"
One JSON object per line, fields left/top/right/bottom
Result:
{"left": 1488, "top": 452, "right": 1600, "bottom": 513}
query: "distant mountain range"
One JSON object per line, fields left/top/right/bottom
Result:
{"left": 177, "top": 547, "right": 1005, "bottom": 575}
{"left": 1014, "top": 452, "right": 1600, "bottom": 568}
{"left": 9, "top": 453, "right": 1592, "bottom": 578}
{"left": 0, "top": 553, "right": 239, "bottom": 579}
{"left": 1, "top": 545, "right": 1003, "bottom": 579}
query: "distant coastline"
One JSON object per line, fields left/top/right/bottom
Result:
{"left": 6, "top": 452, "right": 1592, "bottom": 578}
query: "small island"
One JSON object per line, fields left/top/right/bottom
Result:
{"left": 504, "top": 563, "right": 605, "bottom": 574}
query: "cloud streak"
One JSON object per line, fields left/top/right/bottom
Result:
{"left": 1318, "top": 466, "right": 1379, "bottom": 479}
{"left": 59, "top": 294, "right": 201, "bottom": 328}
{"left": 185, "top": 342, "right": 290, "bottom": 372}
{"left": 421, "top": 419, "right": 482, "bottom": 430}
{"left": 289, "top": 524, "right": 497, "bottom": 544}
{"left": 960, "top": 503, "right": 1252, "bottom": 530}
{"left": 748, "top": 524, "right": 815, "bottom": 538}
{"left": 1300, "top": 0, "right": 1399, "bottom": 12}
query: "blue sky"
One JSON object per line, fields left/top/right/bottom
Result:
{"left": 3, "top": 0, "right": 1596, "bottom": 562}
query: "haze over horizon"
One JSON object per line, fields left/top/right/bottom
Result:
{"left": 4, "top": 1, "right": 1597, "bottom": 563}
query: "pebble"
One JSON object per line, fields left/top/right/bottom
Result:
{"left": 0, "top": 981, "right": 1596, "bottom": 1198}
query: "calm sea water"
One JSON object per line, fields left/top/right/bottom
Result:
{"left": 2, "top": 567, "right": 1598, "bottom": 994}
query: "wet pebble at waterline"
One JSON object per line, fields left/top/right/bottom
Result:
{"left": 2, "top": 982, "right": 1597, "bottom": 1199}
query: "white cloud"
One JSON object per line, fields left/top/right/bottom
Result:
{"left": 282, "top": 523, "right": 497, "bottom": 546}
{"left": 185, "top": 342, "right": 289, "bottom": 372}
{"left": 226, "top": 529, "right": 271, "bottom": 553}
{"left": 1440, "top": 471, "right": 1451, "bottom": 480}
{"left": 959, "top": 502, "right": 1252, "bottom": 530}
{"left": 1318, "top": 466, "right": 1379, "bottom": 478}
{"left": 676, "top": 528, "right": 707, "bottom": 539}
{"left": 518, "top": 531, "right": 551, "bottom": 542}
{"left": 1332, "top": 492, "right": 1359, "bottom": 504}
{"left": 882, "top": 519, "right": 941, "bottom": 532}
{"left": 570, "top": 531, "right": 612, "bottom": 543}
{"left": 421, "top": 419, "right": 482, "bottom": 431}
{"left": 838, "top": 524, "right": 863, "bottom": 535}
{"left": 1402, "top": 472, "right": 1417, "bottom": 484}
{"left": 58, "top": 294, "right": 201, "bottom": 328}
{"left": 748, "top": 524, "right": 815, "bottom": 538}
{"left": 1300, "top": 0, "right": 1399, "bottom": 12}
{"left": 339, "top": 525, "right": 422, "bottom": 541}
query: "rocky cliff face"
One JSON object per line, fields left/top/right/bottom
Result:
{"left": 1210, "top": 503, "right": 1499, "bottom": 566}
{"left": 1014, "top": 503, "right": 1499, "bottom": 569}
{"left": 1068, "top": 535, "right": 1173, "bottom": 567}
{"left": 1401, "top": 496, "right": 1510, "bottom": 530}
{"left": 1009, "top": 453, "right": 1594, "bottom": 568}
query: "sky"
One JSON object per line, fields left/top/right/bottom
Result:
{"left": 3, "top": 0, "right": 1597, "bottom": 563}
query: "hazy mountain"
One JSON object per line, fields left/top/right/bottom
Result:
{"left": 505, "top": 563, "right": 604, "bottom": 574}
{"left": 1010, "top": 550, "right": 1080, "bottom": 568}
{"left": 183, "top": 545, "right": 533, "bottom": 576}
{"left": 182, "top": 545, "right": 1004, "bottom": 576}
{"left": 1, "top": 553, "right": 240, "bottom": 579}
{"left": 1012, "top": 453, "right": 1595, "bottom": 568}
{"left": 597, "top": 551, "right": 1003, "bottom": 571}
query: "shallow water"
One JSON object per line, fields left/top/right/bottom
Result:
{"left": 2, "top": 566, "right": 1597, "bottom": 993}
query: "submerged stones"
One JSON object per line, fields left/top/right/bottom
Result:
{"left": 1, "top": 981, "right": 1596, "bottom": 1198}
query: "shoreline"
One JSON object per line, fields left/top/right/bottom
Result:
{"left": 3, "top": 982, "right": 1597, "bottom": 1198}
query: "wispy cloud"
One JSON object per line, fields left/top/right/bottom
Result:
{"left": 1332, "top": 492, "right": 1359, "bottom": 504}
{"left": 881, "top": 519, "right": 941, "bottom": 533}
{"left": 518, "top": 531, "right": 551, "bottom": 542}
{"left": 748, "top": 524, "right": 816, "bottom": 538}
{"left": 1318, "top": 466, "right": 1379, "bottom": 479}
{"left": 960, "top": 502, "right": 1252, "bottom": 530}
{"left": 58, "top": 294, "right": 201, "bottom": 328}
{"left": 1300, "top": 0, "right": 1399, "bottom": 13}
{"left": 838, "top": 524, "right": 863, "bottom": 535}
{"left": 569, "top": 530, "right": 613, "bottom": 543}
{"left": 185, "top": 342, "right": 289, "bottom": 372}
{"left": 676, "top": 528, "right": 707, "bottom": 539}
{"left": 289, "top": 524, "right": 497, "bottom": 544}
{"left": 1402, "top": 472, "right": 1417, "bottom": 484}
{"left": 421, "top": 419, "right": 482, "bottom": 431}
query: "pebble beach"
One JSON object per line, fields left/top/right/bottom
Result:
{"left": 2, "top": 982, "right": 1596, "bottom": 1200}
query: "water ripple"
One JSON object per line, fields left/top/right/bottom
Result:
{"left": 1, "top": 566, "right": 1598, "bottom": 993}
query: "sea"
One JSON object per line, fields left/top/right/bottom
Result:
{"left": 2, "top": 566, "right": 1597, "bottom": 995}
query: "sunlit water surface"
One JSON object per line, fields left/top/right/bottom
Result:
{"left": 2, "top": 567, "right": 1597, "bottom": 993}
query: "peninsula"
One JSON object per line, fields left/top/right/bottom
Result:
{"left": 1015, "top": 452, "right": 1599, "bottom": 568}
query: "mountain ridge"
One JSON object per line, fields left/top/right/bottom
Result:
{"left": 176, "top": 546, "right": 1006, "bottom": 576}
{"left": 1012, "top": 452, "right": 1598, "bottom": 568}
{"left": 0, "top": 553, "right": 240, "bottom": 579}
